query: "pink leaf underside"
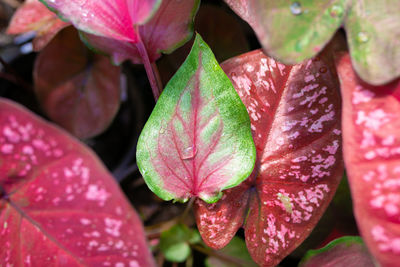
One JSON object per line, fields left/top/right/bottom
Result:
{"left": 337, "top": 53, "right": 400, "bottom": 267}
{"left": 195, "top": 50, "right": 344, "bottom": 266}
{"left": 33, "top": 27, "right": 121, "bottom": 139}
{"left": 43, "top": 0, "right": 160, "bottom": 43}
{"left": 83, "top": 0, "right": 197, "bottom": 64}
{"left": 6, "top": 0, "right": 69, "bottom": 51}
{"left": 0, "top": 99, "right": 155, "bottom": 266}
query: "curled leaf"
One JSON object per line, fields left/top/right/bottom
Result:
{"left": 80, "top": 0, "right": 200, "bottom": 65}
{"left": 39, "top": 0, "right": 162, "bottom": 42}
{"left": 7, "top": 0, "right": 69, "bottom": 51}
{"left": 33, "top": 27, "right": 121, "bottom": 139}
{"left": 136, "top": 34, "right": 256, "bottom": 203}
{"left": 337, "top": 53, "right": 400, "bottom": 267}
{"left": 195, "top": 49, "right": 343, "bottom": 266}
{"left": 0, "top": 98, "right": 155, "bottom": 266}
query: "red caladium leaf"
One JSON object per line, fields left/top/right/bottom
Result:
{"left": 136, "top": 34, "right": 256, "bottom": 203}
{"left": 7, "top": 0, "right": 69, "bottom": 51}
{"left": 39, "top": 0, "right": 161, "bottom": 43}
{"left": 299, "top": 236, "right": 375, "bottom": 267}
{"left": 195, "top": 49, "right": 344, "bottom": 266}
{"left": 0, "top": 98, "right": 155, "bottom": 266}
{"left": 33, "top": 27, "right": 121, "bottom": 139}
{"left": 80, "top": 0, "right": 200, "bottom": 65}
{"left": 337, "top": 53, "right": 400, "bottom": 267}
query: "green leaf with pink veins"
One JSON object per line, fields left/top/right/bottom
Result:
{"left": 136, "top": 34, "right": 256, "bottom": 203}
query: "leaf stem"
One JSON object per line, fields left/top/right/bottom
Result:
{"left": 145, "top": 218, "right": 179, "bottom": 239}
{"left": 135, "top": 33, "right": 162, "bottom": 101}
{"left": 145, "top": 198, "right": 195, "bottom": 238}
{"left": 180, "top": 197, "right": 196, "bottom": 222}
{"left": 151, "top": 62, "right": 163, "bottom": 92}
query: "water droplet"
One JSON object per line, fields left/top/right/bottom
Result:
{"left": 357, "top": 32, "right": 369, "bottom": 43}
{"left": 290, "top": 2, "right": 302, "bottom": 15}
{"left": 319, "top": 66, "right": 327, "bottom": 73}
{"left": 330, "top": 4, "right": 343, "bottom": 17}
{"left": 181, "top": 146, "right": 196, "bottom": 160}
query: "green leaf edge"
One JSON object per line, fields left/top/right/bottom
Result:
{"left": 136, "top": 33, "right": 256, "bottom": 203}
{"left": 299, "top": 236, "right": 365, "bottom": 266}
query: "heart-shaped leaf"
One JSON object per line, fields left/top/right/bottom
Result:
{"left": 33, "top": 27, "right": 121, "bottom": 139}
{"left": 136, "top": 34, "right": 256, "bottom": 203}
{"left": 195, "top": 49, "right": 343, "bottom": 266}
{"left": 39, "top": 0, "right": 161, "bottom": 43}
{"left": 7, "top": 0, "right": 69, "bottom": 51}
{"left": 0, "top": 98, "right": 155, "bottom": 266}
{"left": 227, "top": 0, "right": 400, "bottom": 85}
{"left": 299, "top": 236, "right": 375, "bottom": 267}
{"left": 337, "top": 53, "right": 400, "bottom": 267}
{"left": 80, "top": 0, "right": 200, "bottom": 65}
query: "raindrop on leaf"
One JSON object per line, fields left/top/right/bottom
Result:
{"left": 181, "top": 146, "right": 196, "bottom": 160}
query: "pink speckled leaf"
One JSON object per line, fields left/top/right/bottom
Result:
{"left": 0, "top": 98, "right": 155, "bottom": 266}
{"left": 80, "top": 0, "right": 199, "bottom": 65}
{"left": 40, "top": 0, "right": 161, "bottom": 43}
{"left": 34, "top": 27, "right": 121, "bottom": 139}
{"left": 337, "top": 53, "right": 400, "bottom": 267}
{"left": 6, "top": 0, "right": 69, "bottom": 51}
{"left": 195, "top": 49, "right": 344, "bottom": 266}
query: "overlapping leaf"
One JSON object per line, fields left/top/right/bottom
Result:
{"left": 80, "top": 0, "right": 199, "bottom": 65}
{"left": 7, "top": 0, "right": 69, "bottom": 51}
{"left": 136, "top": 34, "right": 256, "bottom": 203}
{"left": 226, "top": 0, "right": 400, "bottom": 85}
{"left": 158, "top": 3, "right": 250, "bottom": 85}
{"left": 195, "top": 49, "right": 343, "bottom": 266}
{"left": 0, "top": 98, "right": 155, "bottom": 266}
{"left": 34, "top": 27, "right": 121, "bottom": 139}
{"left": 39, "top": 0, "right": 161, "bottom": 43}
{"left": 299, "top": 236, "right": 375, "bottom": 267}
{"left": 337, "top": 53, "right": 400, "bottom": 267}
